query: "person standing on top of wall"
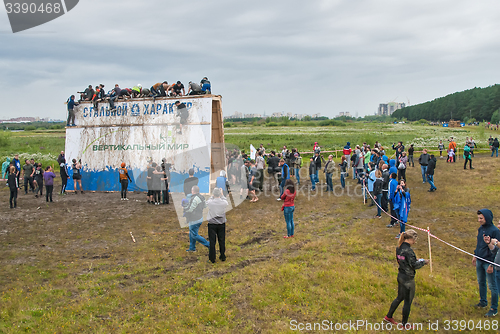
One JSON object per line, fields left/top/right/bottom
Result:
{"left": 200, "top": 77, "right": 211, "bottom": 94}
{"left": 66, "top": 95, "right": 79, "bottom": 127}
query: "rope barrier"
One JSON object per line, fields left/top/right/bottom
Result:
{"left": 363, "top": 182, "right": 500, "bottom": 268}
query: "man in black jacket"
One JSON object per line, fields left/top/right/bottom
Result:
{"left": 266, "top": 151, "right": 280, "bottom": 191}
{"left": 426, "top": 155, "right": 437, "bottom": 192}
{"left": 418, "top": 149, "right": 430, "bottom": 183}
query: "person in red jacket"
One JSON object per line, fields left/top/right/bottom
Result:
{"left": 343, "top": 142, "right": 352, "bottom": 176}
{"left": 280, "top": 179, "right": 296, "bottom": 238}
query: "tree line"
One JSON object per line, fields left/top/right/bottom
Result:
{"left": 392, "top": 84, "right": 500, "bottom": 122}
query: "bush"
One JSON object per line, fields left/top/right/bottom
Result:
{"left": 266, "top": 122, "right": 278, "bottom": 127}
{"left": 0, "top": 132, "right": 10, "bottom": 146}
{"left": 24, "top": 125, "right": 36, "bottom": 131}
{"left": 224, "top": 123, "right": 232, "bottom": 128}
{"left": 50, "top": 125, "right": 62, "bottom": 130}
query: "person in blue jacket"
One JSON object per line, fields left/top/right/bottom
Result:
{"left": 387, "top": 173, "right": 399, "bottom": 228}
{"left": 216, "top": 170, "right": 229, "bottom": 196}
{"left": 473, "top": 209, "right": 500, "bottom": 317}
{"left": 393, "top": 179, "right": 411, "bottom": 239}
{"left": 389, "top": 159, "right": 397, "bottom": 175}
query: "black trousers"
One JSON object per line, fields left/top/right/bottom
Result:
{"left": 163, "top": 181, "right": 169, "bottom": 204}
{"left": 61, "top": 177, "right": 67, "bottom": 194}
{"left": 35, "top": 179, "right": 43, "bottom": 196}
{"left": 24, "top": 177, "right": 34, "bottom": 194}
{"left": 208, "top": 223, "right": 226, "bottom": 263}
{"left": 464, "top": 157, "right": 472, "bottom": 169}
{"left": 387, "top": 274, "right": 415, "bottom": 325}
{"left": 9, "top": 189, "right": 17, "bottom": 208}
{"left": 390, "top": 200, "right": 399, "bottom": 225}
{"left": 381, "top": 191, "right": 388, "bottom": 213}
{"left": 120, "top": 179, "right": 128, "bottom": 198}
{"left": 45, "top": 185, "right": 53, "bottom": 202}
{"left": 397, "top": 168, "right": 406, "bottom": 181}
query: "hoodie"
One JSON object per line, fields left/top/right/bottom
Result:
{"left": 393, "top": 187, "right": 411, "bottom": 222}
{"left": 343, "top": 142, "right": 352, "bottom": 156}
{"left": 389, "top": 159, "right": 397, "bottom": 175}
{"left": 475, "top": 209, "right": 500, "bottom": 263}
{"left": 2, "top": 157, "right": 11, "bottom": 178}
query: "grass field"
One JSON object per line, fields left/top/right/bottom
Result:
{"left": 1, "top": 124, "right": 500, "bottom": 333}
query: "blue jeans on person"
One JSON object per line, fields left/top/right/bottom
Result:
{"left": 310, "top": 174, "right": 316, "bottom": 190}
{"left": 427, "top": 174, "right": 436, "bottom": 190}
{"left": 492, "top": 147, "right": 498, "bottom": 157}
{"left": 314, "top": 170, "right": 319, "bottom": 183}
{"left": 284, "top": 206, "right": 295, "bottom": 237}
{"left": 326, "top": 173, "right": 333, "bottom": 191}
{"left": 295, "top": 168, "right": 300, "bottom": 185}
{"left": 400, "top": 220, "right": 406, "bottom": 234}
{"left": 188, "top": 218, "right": 209, "bottom": 251}
{"left": 420, "top": 165, "right": 427, "bottom": 182}
{"left": 374, "top": 193, "right": 382, "bottom": 216}
{"left": 280, "top": 179, "right": 286, "bottom": 196}
{"left": 476, "top": 259, "right": 498, "bottom": 311}
{"left": 340, "top": 173, "right": 345, "bottom": 188}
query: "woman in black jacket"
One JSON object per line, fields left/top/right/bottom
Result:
{"left": 384, "top": 230, "right": 429, "bottom": 328}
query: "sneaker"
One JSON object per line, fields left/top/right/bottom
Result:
{"left": 475, "top": 303, "right": 488, "bottom": 308}
{"left": 125, "top": 198, "right": 129, "bottom": 201}
{"left": 383, "top": 316, "right": 398, "bottom": 325}
{"left": 121, "top": 198, "right": 124, "bottom": 201}
{"left": 186, "top": 249, "right": 196, "bottom": 252}
{"left": 283, "top": 236, "right": 289, "bottom": 239}
{"left": 395, "top": 234, "right": 401, "bottom": 239}
{"left": 485, "top": 309, "right": 497, "bottom": 317}
{"left": 386, "top": 224, "right": 394, "bottom": 228}
{"left": 276, "top": 198, "right": 282, "bottom": 201}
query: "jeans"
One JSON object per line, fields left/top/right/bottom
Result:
{"left": 374, "top": 192, "right": 382, "bottom": 216}
{"left": 280, "top": 179, "right": 286, "bottom": 196}
{"left": 408, "top": 155, "right": 414, "bottom": 167}
{"left": 476, "top": 260, "right": 498, "bottom": 311}
{"left": 325, "top": 173, "right": 333, "bottom": 191}
{"left": 340, "top": 173, "right": 345, "bottom": 188}
{"left": 310, "top": 174, "right": 316, "bottom": 190}
{"left": 492, "top": 147, "right": 498, "bottom": 157}
{"left": 188, "top": 219, "right": 209, "bottom": 251}
{"left": 314, "top": 170, "right": 319, "bottom": 183}
{"left": 420, "top": 165, "right": 427, "bottom": 182}
{"left": 120, "top": 179, "right": 128, "bottom": 198}
{"left": 284, "top": 206, "right": 295, "bottom": 237}
{"left": 109, "top": 95, "right": 117, "bottom": 109}
{"left": 295, "top": 168, "right": 300, "bottom": 185}
{"left": 464, "top": 157, "right": 472, "bottom": 169}
{"left": 208, "top": 223, "right": 225, "bottom": 263}
{"left": 427, "top": 174, "right": 436, "bottom": 190}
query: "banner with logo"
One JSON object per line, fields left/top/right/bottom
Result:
{"left": 65, "top": 97, "right": 213, "bottom": 192}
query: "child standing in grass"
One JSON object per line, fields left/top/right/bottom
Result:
{"left": 393, "top": 179, "right": 411, "bottom": 239}
{"left": 446, "top": 148, "right": 454, "bottom": 163}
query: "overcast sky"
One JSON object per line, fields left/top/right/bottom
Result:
{"left": 1, "top": 0, "right": 500, "bottom": 119}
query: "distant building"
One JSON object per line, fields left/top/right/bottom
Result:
{"left": 271, "top": 112, "right": 283, "bottom": 118}
{"left": 311, "top": 113, "right": 321, "bottom": 118}
{"left": 378, "top": 102, "right": 405, "bottom": 116}
{"left": 335, "top": 112, "right": 351, "bottom": 118}
{"left": 244, "top": 113, "right": 262, "bottom": 118}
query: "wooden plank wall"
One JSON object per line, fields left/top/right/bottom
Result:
{"left": 211, "top": 97, "right": 226, "bottom": 185}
